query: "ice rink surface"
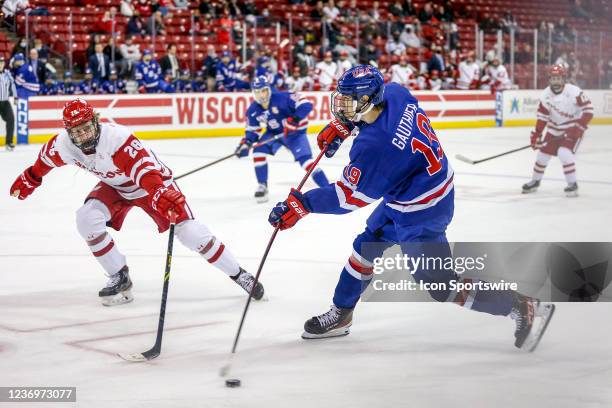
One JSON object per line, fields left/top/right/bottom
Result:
{"left": 1, "top": 126, "right": 611, "bottom": 408}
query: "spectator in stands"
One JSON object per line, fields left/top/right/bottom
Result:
{"left": 240, "top": 0, "right": 258, "bottom": 23}
{"left": 121, "top": 0, "right": 135, "bottom": 17}
{"left": 216, "top": 12, "right": 233, "bottom": 45}
{"left": 302, "top": 20, "right": 319, "bottom": 45}
{"left": 315, "top": 51, "right": 337, "bottom": 90}
{"left": 570, "top": 0, "right": 594, "bottom": 22}
{"left": 418, "top": 2, "right": 434, "bottom": 24}
{"left": 89, "top": 43, "right": 111, "bottom": 82}
{"left": 310, "top": 1, "right": 324, "bottom": 19}
{"left": 173, "top": 0, "right": 189, "bottom": 9}
{"left": 400, "top": 24, "right": 420, "bottom": 49}
{"left": 323, "top": 0, "right": 340, "bottom": 21}
{"left": 500, "top": 11, "right": 517, "bottom": 33}
{"left": 480, "top": 13, "right": 500, "bottom": 34}
{"left": 126, "top": 12, "right": 146, "bottom": 36}
{"left": 202, "top": 45, "right": 218, "bottom": 91}
{"left": 434, "top": 4, "right": 453, "bottom": 22}
{"left": 33, "top": 38, "right": 49, "bottom": 61}
{"left": 336, "top": 50, "right": 353, "bottom": 77}
{"left": 369, "top": 1, "right": 381, "bottom": 20}
{"left": 427, "top": 45, "right": 445, "bottom": 74}
{"left": 159, "top": 43, "right": 180, "bottom": 80}
{"left": 359, "top": 38, "right": 380, "bottom": 65}
{"left": 296, "top": 44, "right": 317, "bottom": 76}
{"left": 2, "top": 0, "right": 30, "bottom": 27}
{"left": 553, "top": 18, "right": 574, "bottom": 44}
{"left": 389, "top": 0, "right": 405, "bottom": 18}
{"left": 146, "top": 10, "right": 167, "bottom": 36}
{"left": 103, "top": 36, "right": 123, "bottom": 71}
{"left": 385, "top": 31, "right": 407, "bottom": 56}
{"left": 333, "top": 34, "right": 358, "bottom": 64}
{"left": 337, "top": 0, "right": 356, "bottom": 23}
{"left": 135, "top": 0, "right": 152, "bottom": 18}
{"left": 11, "top": 38, "right": 28, "bottom": 59}
{"left": 448, "top": 22, "right": 460, "bottom": 50}
{"left": 92, "top": 9, "right": 114, "bottom": 34}
{"left": 119, "top": 35, "right": 141, "bottom": 77}
{"left": 402, "top": 0, "right": 417, "bottom": 17}
{"left": 232, "top": 20, "right": 244, "bottom": 44}
{"left": 86, "top": 35, "right": 101, "bottom": 59}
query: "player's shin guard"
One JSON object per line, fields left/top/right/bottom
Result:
{"left": 175, "top": 220, "right": 241, "bottom": 277}
{"left": 332, "top": 251, "right": 374, "bottom": 309}
{"left": 531, "top": 151, "right": 552, "bottom": 182}
{"left": 448, "top": 278, "right": 514, "bottom": 316}
{"left": 253, "top": 153, "right": 268, "bottom": 185}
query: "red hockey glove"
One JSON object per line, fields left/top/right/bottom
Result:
{"left": 317, "top": 119, "right": 351, "bottom": 158}
{"left": 10, "top": 167, "right": 42, "bottom": 200}
{"left": 150, "top": 187, "right": 186, "bottom": 222}
{"left": 283, "top": 116, "right": 303, "bottom": 137}
{"left": 235, "top": 137, "right": 253, "bottom": 158}
{"left": 268, "top": 188, "right": 311, "bottom": 230}
{"left": 530, "top": 130, "right": 543, "bottom": 150}
{"left": 565, "top": 124, "right": 586, "bottom": 142}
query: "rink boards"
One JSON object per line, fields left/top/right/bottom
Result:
{"left": 10, "top": 89, "right": 612, "bottom": 145}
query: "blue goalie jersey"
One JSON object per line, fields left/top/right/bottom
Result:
{"left": 304, "top": 83, "right": 454, "bottom": 233}
{"left": 245, "top": 90, "right": 312, "bottom": 142}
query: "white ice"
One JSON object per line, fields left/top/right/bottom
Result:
{"left": 1, "top": 126, "right": 611, "bottom": 408}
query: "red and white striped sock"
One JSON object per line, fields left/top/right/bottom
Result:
{"left": 198, "top": 237, "right": 240, "bottom": 277}
{"left": 86, "top": 232, "right": 127, "bottom": 276}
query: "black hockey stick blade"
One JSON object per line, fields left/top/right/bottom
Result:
{"left": 454, "top": 145, "right": 531, "bottom": 165}
{"left": 119, "top": 223, "right": 176, "bottom": 362}
{"left": 454, "top": 154, "right": 475, "bottom": 164}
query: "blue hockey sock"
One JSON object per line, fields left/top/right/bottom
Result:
{"left": 332, "top": 268, "right": 372, "bottom": 309}
{"left": 312, "top": 168, "right": 330, "bottom": 187}
{"left": 254, "top": 162, "right": 268, "bottom": 185}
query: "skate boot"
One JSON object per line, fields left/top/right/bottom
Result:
{"left": 254, "top": 183, "right": 269, "bottom": 203}
{"left": 6, "top": 143, "right": 15, "bottom": 151}
{"left": 98, "top": 266, "right": 134, "bottom": 306}
{"left": 302, "top": 305, "right": 353, "bottom": 339}
{"left": 521, "top": 180, "right": 540, "bottom": 194}
{"left": 511, "top": 293, "right": 555, "bottom": 352}
{"left": 564, "top": 182, "right": 578, "bottom": 197}
{"left": 231, "top": 268, "right": 265, "bottom": 300}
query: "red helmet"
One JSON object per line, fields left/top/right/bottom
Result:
{"left": 63, "top": 98, "right": 94, "bottom": 129}
{"left": 548, "top": 64, "right": 566, "bottom": 77}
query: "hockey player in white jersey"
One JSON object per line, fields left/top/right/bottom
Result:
{"left": 522, "top": 65, "right": 593, "bottom": 197}
{"left": 487, "top": 57, "right": 512, "bottom": 92}
{"left": 9, "top": 99, "right": 265, "bottom": 306}
{"left": 315, "top": 52, "right": 338, "bottom": 91}
{"left": 456, "top": 51, "right": 480, "bottom": 90}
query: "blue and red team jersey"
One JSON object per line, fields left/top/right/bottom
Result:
{"left": 245, "top": 90, "right": 311, "bottom": 142}
{"left": 304, "top": 83, "right": 454, "bottom": 239}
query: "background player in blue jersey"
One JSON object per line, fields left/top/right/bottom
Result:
{"left": 215, "top": 51, "right": 249, "bottom": 92}
{"left": 267, "top": 65, "right": 555, "bottom": 352}
{"left": 235, "top": 76, "right": 330, "bottom": 203}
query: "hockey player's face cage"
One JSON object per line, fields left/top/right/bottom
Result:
{"left": 253, "top": 87, "right": 271, "bottom": 107}
{"left": 549, "top": 74, "right": 565, "bottom": 94}
{"left": 68, "top": 118, "right": 100, "bottom": 154}
{"left": 331, "top": 91, "right": 370, "bottom": 124}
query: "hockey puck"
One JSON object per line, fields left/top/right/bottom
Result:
{"left": 225, "top": 379, "right": 241, "bottom": 388}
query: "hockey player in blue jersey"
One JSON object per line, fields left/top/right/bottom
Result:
{"left": 13, "top": 53, "right": 40, "bottom": 98}
{"left": 215, "top": 51, "right": 249, "bottom": 92}
{"left": 176, "top": 69, "right": 194, "bottom": 93}
{"left": 235, "top": 76, "right": 330, "bottom": 203}
{"left": 100, "top": 68, "right": 126, "bottom": 94}
{"left": 135, "top": 49, "right": 161, "bottom": 93}
{"left": 158, "top": 69, "right": 176, "bottom": 93}
{"left": 267, "top": 65, "right": 555, "bottom": 351}
{"left": 78, "top": 68, "right": 98, "bottom": 94}
{"left": 41, "top": 76, "right": 59, "bottom": 95}
{"left": 58, "top": 71, "right": 77, "bottom": 95}
{"left": 193, "top": 70, "right": 207, "bottom": 92}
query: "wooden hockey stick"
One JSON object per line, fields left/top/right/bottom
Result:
{"left": 174, "top": 134, "right": 284, "bottom": 181}
{"left": 118, "top": 221, "right": 176, "bottom": 362}
{"left": 455, "top": 145, "right": 531, "bottom": 165}
{"left": 220, "top": 145, "right": 329, "bottom": 377}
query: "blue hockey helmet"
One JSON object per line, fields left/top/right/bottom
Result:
{"left": 331, "top": 64, "right": 385, "bottom": 123}
{"left": 251, "top": 75, "right": 271, "bottom": 107}
{"left": 180, "top": 68, "right": 190, "bottom": 78}
{"left": 195, "top": 70, "right": 204, "bottom": 79}
{"left": 64, "top": 71, "right": 72, "bottom": 79}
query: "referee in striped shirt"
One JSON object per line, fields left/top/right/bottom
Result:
{"left": 0, "top": 55, "right": 16, "bottom": 151}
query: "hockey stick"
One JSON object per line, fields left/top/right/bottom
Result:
{"left": 220, "top": 145, "right": 329, "bottom": 377}
{"left": 118, "top": 221, "right": 176, "bottom": 362}
{"left": 174, "top": 134, "right": 284, "bottom": 181}
{"left": 455, "top": 145, "right": 531, "bottom": 165}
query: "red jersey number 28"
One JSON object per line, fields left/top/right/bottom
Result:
{"left": 411, "top": 112, "right": 444, "bottom": 175}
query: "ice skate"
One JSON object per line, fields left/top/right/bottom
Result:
{"left": 521, "top": 180, "right": 540, "bottom": 194}
{"left": 6, "top": 143, "right": 15, "bottom": 151}
{"left": 302, "top": 305, "right": 353, "bottom": 339}
{"left": 231, "top": 268, "right": 265, "bottom": 300}
{"left": 564, "top": 182, "right": 578, "bottom": 197}
{"left": 99, "top": 266, "right": 134, "bottom": 306}
{"left": 254, "top": 184, "right": 269, "bottom": 203}
{"left": 511, "top": 294, "right": 555, "bottom": 352}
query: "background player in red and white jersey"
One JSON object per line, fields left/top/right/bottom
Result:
{"left": 456, "top": 51, "right": 480, "bottom": 90}
{"left": 9, "top": 99, "right": 265, "bottom": 306}
{"left": 315, "top": 51, "right": 338, "bottom": 91}
{"left": 389, "top": 54, "right": 416, "bottom": 89}
{"left": 522, "top": 65, "right": 593, "bottom": 197}
{"left": 486, "top": 56, "right": 512, "bottom": 92}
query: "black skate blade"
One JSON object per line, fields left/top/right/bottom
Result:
{"left": 301, "top": 326, "right": 351, "bottom": 340}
